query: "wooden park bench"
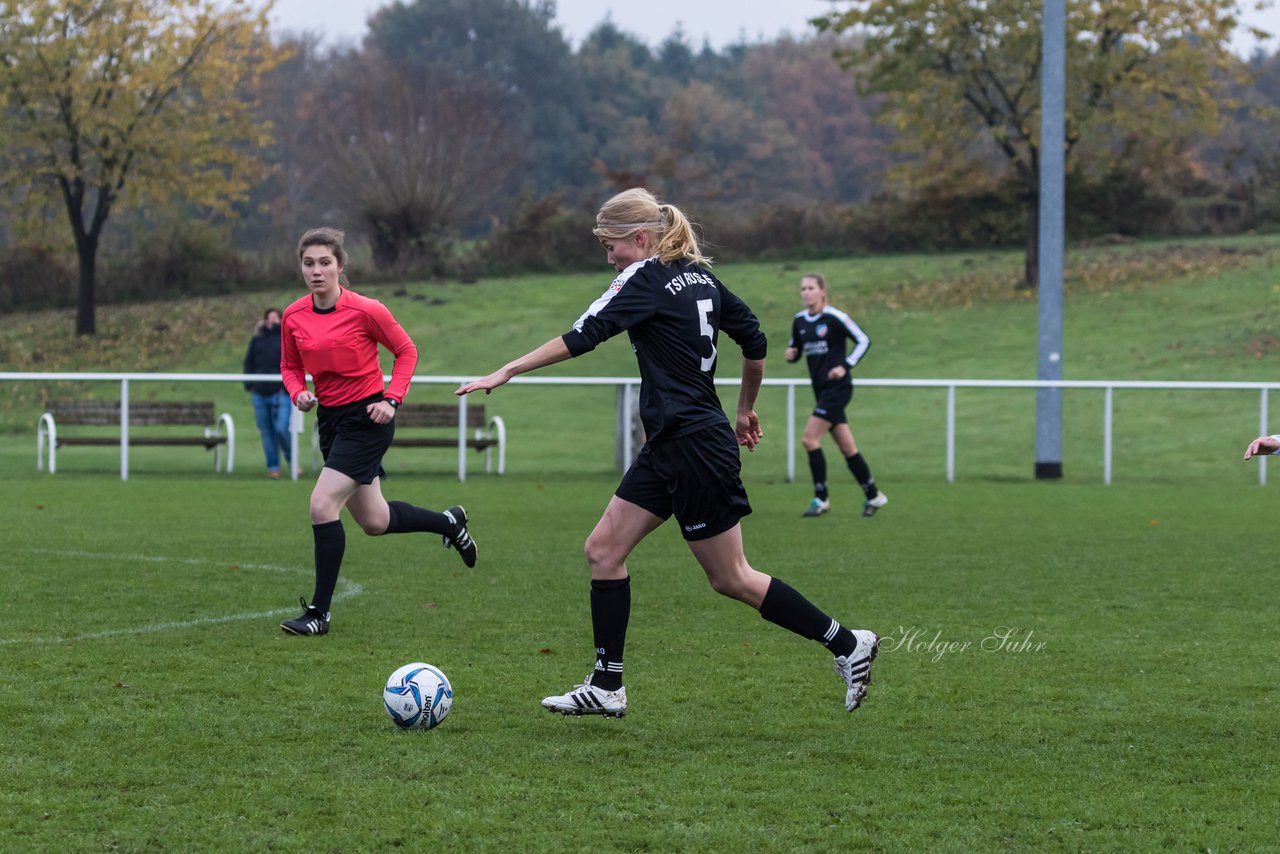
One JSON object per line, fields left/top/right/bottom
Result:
{"left": 309, "top": 401, "right": 506, "bottom": 478}
{"left": 37, "top": 400, "right": 235, "bottom": 475}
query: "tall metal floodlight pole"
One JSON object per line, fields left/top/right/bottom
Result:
{"left": 1036, "top": 0, "right": 1066, "bottom": 479}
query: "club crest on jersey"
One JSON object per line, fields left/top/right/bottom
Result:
{"left": 816, "top": 323, "right": 828, "bottom": 338}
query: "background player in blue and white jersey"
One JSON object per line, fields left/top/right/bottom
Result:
{"left": 785, "top": 273, "right": 888, "bottom": 518}
{"left": 457, "top": 188, "right": 879, "bottom": 717}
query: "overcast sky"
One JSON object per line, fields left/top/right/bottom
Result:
{"left": 267, "top": 0, "right": 1278, "bottom": 57}
{"left": 270, "top": 0, "right": 834, "bottom": 49}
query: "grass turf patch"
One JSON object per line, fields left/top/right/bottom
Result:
{"left": 4, "top": 236, "right": 1279, "bottom": 848}
{"left": 3, "top": 471, "right": 1279, "bottom": 850}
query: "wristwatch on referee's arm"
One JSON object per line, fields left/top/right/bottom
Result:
{"left": 385, "top": 397, "right": 399, "bottom": 409}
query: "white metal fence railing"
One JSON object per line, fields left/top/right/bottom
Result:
{"left": 4, "top": 372, "right": 1278, "bottom": 484}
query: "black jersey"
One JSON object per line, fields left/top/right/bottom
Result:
{"left": 788, "top": 306, "right": 870, "bottom": 392}
{"left": 562, "top": 257, "right": 768, "bottom": 443}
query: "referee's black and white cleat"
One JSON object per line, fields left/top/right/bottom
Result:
{"left": 834, "top": 629, "right": 879, "bottom": 712}
{"left": 442, "top": 505, "right": 477, "bottom": 568}
{"left": 280, "top": 597, "right": 330, "bottom": 636}
{"left": 541, "top": 674, "right": 628, "bottom": 717}
{"left": 862, "top": 492, "right": 888, "bottom": 517}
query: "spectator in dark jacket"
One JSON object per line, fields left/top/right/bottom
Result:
{"left": 243, "top": 307, "right": 293, "bottom": 478}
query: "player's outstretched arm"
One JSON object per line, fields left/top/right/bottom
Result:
{"left": 456, "top": 337, "right": 572, "bottom": 396}
{"left": 1244, "top": 435, "right": 1280, "bottom": 460}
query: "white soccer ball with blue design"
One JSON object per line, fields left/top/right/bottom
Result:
{"left": 383, "top": 662, "right": 453, "bottom": 729}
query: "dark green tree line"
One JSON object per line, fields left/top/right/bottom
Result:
{"left": 2, "top": 0, "right": 1276, "bottom": 313}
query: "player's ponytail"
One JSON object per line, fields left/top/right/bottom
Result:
{"left": 652, "top": 203, "right": 711, "bottom": 267}
{"left": 594, "top": 189, "right": 712, "bottom": 268}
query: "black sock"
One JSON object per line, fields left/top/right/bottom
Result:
{"left": 758, "top": 577, "right": 855, "bottom": 657}
{"left": 807, "top": 448, "right": 829, "bottom": 501}
{"left": 847, "top": 453, "right": 878, "bottom": 499}
{"left": 385, "top": 500, "right": 453, "bottom": 535}
{"left": 311, "top": 520, "right": 345, "bottom": 614}
{"left": 589, "top": 577, "right": 630, "bottom": 691}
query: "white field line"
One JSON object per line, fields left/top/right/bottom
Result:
{"left": 1, "top": 548, "right": 363, "bottom": 645}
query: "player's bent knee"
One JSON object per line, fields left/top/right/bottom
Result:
{"left": 706, "top": 575, "right": 732, "bottom": 596}
{"left": 309, "top": 486, "right": 338, "bottom": 515}
{"left": 583, "top": 538, "right": 607, "bottom": 570}
{"left": 309, "top": 504, "right": 338, "bottom": 526}
{"left": 583, "top": 537, "right": 623, "bottom": 575}
{"left": 705, "top": 573, "right": 744, "bottom": 600}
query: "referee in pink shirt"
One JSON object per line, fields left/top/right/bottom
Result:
{"left": 277, "top": 227, "right": 476, "bottom": 637}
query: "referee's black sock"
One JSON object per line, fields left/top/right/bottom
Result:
{"left": 311, "top": 520, "right": 345, "bottom": 614}
{"left": 846, "top": 452, "right": 878, "bottom": 499}
{"left": 385, "top": 500, "right": 453, "bottom": 536}
{"left": 589, "top": 577, "right": 630, "bottom": 692}
{"left": 807, "top": 448, "right": 829, "bottom": 501}
{"left": 759, "top": 577, "right": 855, "bottom": 658}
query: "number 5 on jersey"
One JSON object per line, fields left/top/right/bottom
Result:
{"left": 696, "top": 298, "right": 717, "bottom": 372}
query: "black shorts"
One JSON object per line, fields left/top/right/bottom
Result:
{"left": 615, "top": 423, "right": 752, "bottom": 541}
{"left": 316, "top": 393, "right": 393, "bottom": 484}
{"left": 812, "top": 383, "right": 853, "bottom": 426}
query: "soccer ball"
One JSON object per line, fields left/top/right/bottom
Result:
{"left": 383, "top": 662, "right": 454, "bottom": 730}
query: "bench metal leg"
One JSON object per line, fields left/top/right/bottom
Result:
{"left": 37, "top": 412, "right": 57, "bottom": 474}
{"left": 208, "top": 413, "right": 237, "bottom": 473}
{"left": 485, "top": 416, "right": 507, "bottom": 475}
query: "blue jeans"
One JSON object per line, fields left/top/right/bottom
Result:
{"left": 251, "top": 390, "right": 293, "bottom": 471}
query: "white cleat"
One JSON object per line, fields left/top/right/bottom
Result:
{"left": 834, "top": 629, "right": 880, "bottom": 712}
{"left": 803, "top": 497, "right": 831, "bottom": 517}
{"left": 862, "top": 492, "right": 888, "bottom": 517}
{"left": 541, "top": 675, "right": 627, "bottom": 717}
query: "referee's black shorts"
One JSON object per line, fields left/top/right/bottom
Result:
{"left": 615, "top": 423, "right": 752, "bottom": 542}
{"left": 812, "top": 382, "right": 853, "bottom": 426}
{"left": 316, "top": 393, "right": 393, "bottom": 484}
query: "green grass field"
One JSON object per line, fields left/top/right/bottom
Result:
{"left": 3, "top": 236, "right": 1279, "bottom": 850}
{"left": 4, "top": 471, "right": 1279, "bottom": 850}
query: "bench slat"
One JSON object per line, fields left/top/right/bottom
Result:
{"left": 47, "top": 400, "right": 217, "bottom": 426}
{"left": 394, "top": 438, "right": 498, "bottom": 450}
{"left": 57, "top": 437, "right": 226, "bottom": 448}
{"left": 394, "top": 403, "right": 486, "bottom": 429}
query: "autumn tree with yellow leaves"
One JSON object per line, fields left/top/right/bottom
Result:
{"left": 0, "top": 0, "right": 285, "bottom": 334}
{"left": 817, "top": 0, "right": 1272, "bottom": 288}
